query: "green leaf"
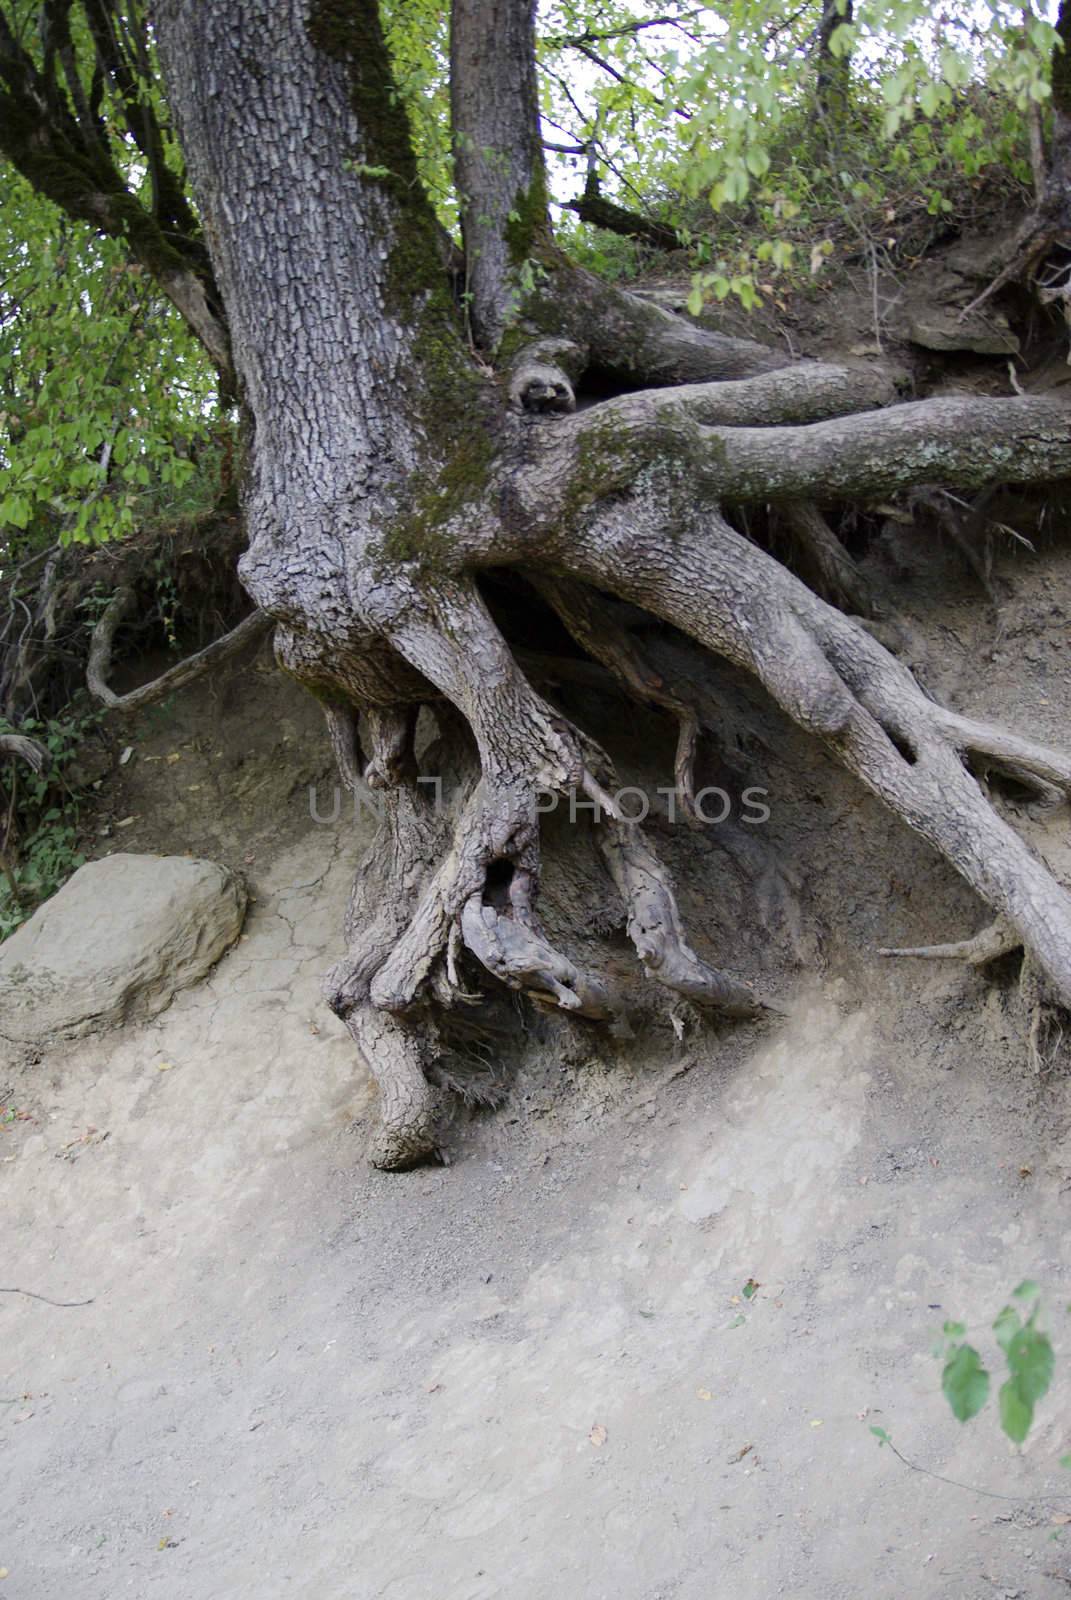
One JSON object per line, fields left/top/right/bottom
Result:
{"left": 999, "top": 1377, "right": 1033, "bottom": 1445}
{"left": 1012, "top": 1280, "right": 1041, "bottom": 1303}
{"left": 993, "top": 1305, "right": 1020, "bottom": 1354}
{"left": 1006, "top": 1325, "right": 1054, "bottom": 1407}
{"left": 942, "top": 1344, "right": 990, "bottom": 1423}
{"left": 869, "top": 1425, "right": 891, "bottom": 1445}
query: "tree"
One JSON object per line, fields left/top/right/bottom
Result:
{"left": 4, "top": 0, "right": 1071, "bottom": 1166}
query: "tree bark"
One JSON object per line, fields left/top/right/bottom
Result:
{"left": 451, "top": 0, "right": 547, "bottom": 349}
{"left": 143, "top": 0, "right": 1071, "bottom": 1168}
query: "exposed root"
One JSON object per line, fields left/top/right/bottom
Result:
{"left": 551, "top": 492, "right": 1071, "bottom": 1007}
{"left": 460, "top": 870, "right": 613, "bottom": 1017}
{"left": 88, "top": 583, "right": 270, "bottom": 713}
{"left": 777, "top": 501, "right": 876, "bottom": 616}
{"left": 877, "top": 918, "right": 1020, "bottom": 966}
{"left": 0, "top": 733, "right": 50, "bottom": 774}
{"left": 597, "top": 819, "right": 767, "bottom": 1017}
{"left": 959, "top": 214, "right": 1055, "bottom": 320}
{"left": 528, "top": 573, "right": 702, "bottom": 817}
{"left": 346, "top": 1006, "right": 445, "bottom": 1170}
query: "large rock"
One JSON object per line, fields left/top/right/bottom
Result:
{"left": 0, "top": 853, "right": 246, "bottom": 1045}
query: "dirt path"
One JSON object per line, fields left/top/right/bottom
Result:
{"left": 3, "top": 810, "right": 1071, "bottom": 1598}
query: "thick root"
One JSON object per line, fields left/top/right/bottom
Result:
{"left": 346, "top": 1007, "right": 444, "bottom": 1170}
{"left": 555, "top": 493, "right": 1071, "bottom": 1007}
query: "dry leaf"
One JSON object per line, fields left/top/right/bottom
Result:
{"left": 589, "top": 1422, "right": 608, "bottom": 1447}
{"left": 156, "top": 1062, "right": 175, "bottom": 1072}
{"left": 697, "top": 1388, "right": 712, "bottom": 1401}
{"left": 809, "top": 1418, "right": 823, "bottom": 1428}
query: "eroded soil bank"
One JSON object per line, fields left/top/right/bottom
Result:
{"left": 3, "top": 517, "right": 1071, "bottom": 1599}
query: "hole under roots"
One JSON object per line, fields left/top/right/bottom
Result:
{"left": 483, "top": 857, "right": 515, "bottom": 910}
{"left": 883, "top": 726, "right": 918, "bottom": 766}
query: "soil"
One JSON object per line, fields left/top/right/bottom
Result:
{"left": 4, "top": 276, "right": 1071, "bottom": 1597}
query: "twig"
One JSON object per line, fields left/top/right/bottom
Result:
{"left": 878, "top": 1431, "right": 1070, "bottom": 1506}
{"left": 0, "top": 1286, "right": 94, "bottom": 1307}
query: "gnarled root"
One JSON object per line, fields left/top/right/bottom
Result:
{"left": 554, "top": 491, "right": 1071, "bottom": 1007}
{"left": 314, "top": 574, "right": 771, "bottom": 1165}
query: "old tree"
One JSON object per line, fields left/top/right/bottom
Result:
{"left": 5, "top": 0, "right": 1071, "bottom": 1164}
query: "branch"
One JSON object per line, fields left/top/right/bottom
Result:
{"left": 595, "top": 360, "right": 903, "bottom": 430}
{"left": 87, "top": 587, "right": 270, "bottom": 713}
{"left": 563, "top": 187, "right": 680, "bottom": 250}
{"left": 545, "top": 13, "right": 703, "bottom": 48}
{"left": 531, "top": 261, "right": 788, "bottom": 385}
{"left": 0, "top": 10, "right": 232, "bottom": 379}
{"left": 697, "top": 395, "right": 1071, "bottom": 501}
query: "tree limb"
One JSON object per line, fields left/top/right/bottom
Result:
{"left": 87, "top": 587, "right": 270, "bottom": 713}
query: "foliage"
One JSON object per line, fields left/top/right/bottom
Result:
{"left": 937, "top": 1282, "right": 1061, "bottom": 1450}
{"left": 537, "top": 2, "right": 1059, "bottom": 310}
{"left": 0, "top": 711, "right": 93, "bottom": 938}
{"left": 0, "top": 171, "right": 221, "bottom": 551}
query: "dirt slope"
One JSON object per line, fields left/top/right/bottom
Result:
{"left": 3, "top": 501, "right": 1071, "bottom": 1598}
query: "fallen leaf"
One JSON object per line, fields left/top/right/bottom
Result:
{"left": 697, "top": 1388, "right": 712, "bottom": 1401}
{"left": 729, "top": 1443, "right": 753, "bottom": 1463}
{"left": 166, "top": 752, "right": 182, "bottom": 764}
{"left": 810, "top": 1418, "right": 823, "bottom": 1428}
{"left": 0, "top": 1567, "right": 8, "bottom": 1579}
{"left": 1052, "top": 1513, "right": 1071, "bottom": 1525}
{"left": 589, "top": 1422, "right": 608, "bottom": 1447}
{"left": 742, "top": 1278, "right": 760, "bottom": 1300}
{"left": 156, "top": 1062, "right": 175, "bottom": 1072}
{"left": 115, "top": 815, "right": 135, "bottom": 828}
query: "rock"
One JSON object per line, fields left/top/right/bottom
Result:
{"left": 905, "top": 307, "right": 1019, "bottom": 356}
{"left": 0, "top": 853, "right": 246, "bottom": 1045}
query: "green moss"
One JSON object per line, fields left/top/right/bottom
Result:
{"left": 560, "top": 414, "right": 648, "bottom": 526}
{"left": 307, "top": 0, "right": 421, "bottom": 189}
{"left": 504, "top": 168, "right": 551, "bottom": 267}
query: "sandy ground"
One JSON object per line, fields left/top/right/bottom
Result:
{"left": 4, "top": 533, "right": 1071, "bottom": 1598}
{"left": 3, "top": 809, "right": 1071, "bottom": 1599}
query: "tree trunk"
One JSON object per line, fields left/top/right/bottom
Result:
{"left": 451, "top": 0, "right": 547, "bottom": 350}
{"left": 151, "top": 0, "right": 1071, "bottom": 1168}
